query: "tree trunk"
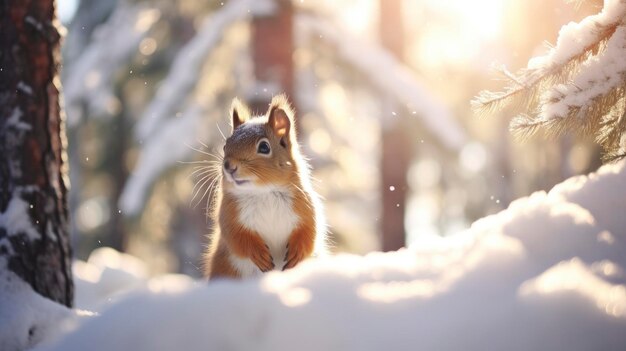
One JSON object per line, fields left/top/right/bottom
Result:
{"left": 107, "top": 95, "right": 129, "bottom": 252}
{"left": 380, "top": 0, "right": 410, "bottom": 251}
{"left": 0, "top": 0, "right": 73, "bottom": 307}
{"left": 249, "top": 0, "right": 295, "bottom": 116}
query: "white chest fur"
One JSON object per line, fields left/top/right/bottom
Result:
{"left": 228, "top": 187, "right": 300, "bottom": 276}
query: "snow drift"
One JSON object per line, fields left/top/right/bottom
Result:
{"left": 28, "top": 161, "right": 626, "bottom": 350}
{"left": 0, "top": 269, "right": 73, "bottom": 351}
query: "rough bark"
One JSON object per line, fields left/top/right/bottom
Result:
{"left": 0, "top": 0, "right": 73, "bottom": 307}
{"left": 380, "top": 0, "right": 410, "bottom": 251}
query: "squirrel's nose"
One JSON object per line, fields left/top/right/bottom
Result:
{"left": 223, "top": 160, "right": 237, "bottom": 174}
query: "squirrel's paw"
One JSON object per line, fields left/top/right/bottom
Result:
{"left": 251, "top": 244, "right": 274, "bottom": 272}
{"left": 282, "top": 242, "right": 306, "bottom": 271}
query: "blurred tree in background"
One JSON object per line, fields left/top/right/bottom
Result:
{"left": 59, "top": 0, "right": 606, "bottom": 276}
{"left": 379, "top": 0, "right": 410, "bottom": 251}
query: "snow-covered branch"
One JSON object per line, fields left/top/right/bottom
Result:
{"left": 472, "top": 0, "right": 626, "bottom": 116}
{"left": 135, "top": 0, "right": 274, "bottom": 141}
{"left": 528, "top": 0, "right": 626, "bottom": 71}
{"left": 541, "top": 25, "right": 626, "bottom": 118}
{"left": 298, "top": 13, "right": 466, "bottom": 151}
{"left": 63, "top": 2, "right": 160, "bottom": 126}
{"left": 472, "top": 0, "right": 626, "bottom": 160}
{"left": 119, "top": 104, "right": 207, "bottom": 215}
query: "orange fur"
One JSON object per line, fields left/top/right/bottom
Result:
{"left": 206, "top": 240, "right": 240, "bottom": 279}
{"left": 203, "top": 95, "right": 324, "bottom": 280}
{"left": 283, "top": 189, "right": 316, "bottom": 270}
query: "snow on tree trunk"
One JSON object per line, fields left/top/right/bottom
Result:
{"left": 0, "top": 0, "right": 73, "bottom": 307}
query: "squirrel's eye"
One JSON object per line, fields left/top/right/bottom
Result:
{"left": 257, "top": 140, "right": 271, "bottom": 155}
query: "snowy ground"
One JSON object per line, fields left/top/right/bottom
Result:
{"left": 1, "top": 161, "right": 623, "bottom": 350}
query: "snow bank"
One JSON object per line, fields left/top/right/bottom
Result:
{"left": 73, "top": 247, "right": 194, "bottom": 312}
{"left": 38, "top": 161, "right": 626, "bottom": 351}
{"left": 0, "top": 247, "right": 192, "bottom": 351}
{"left": 0, "top": 266, "right": 75, "bottom": 351}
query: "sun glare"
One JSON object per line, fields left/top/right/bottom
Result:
{"left": 437, "top": 0, "right": 504, "bottom": 40}
{"left": 316, "top": 0, "right": 506, "bottom": 68}
{"left": 339, "top": 0, "right": 377, "bottom": 36}
{"left": 408, "top": 0, "right": 507, "bottom": 68}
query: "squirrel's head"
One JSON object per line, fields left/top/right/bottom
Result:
{"left": 221, "top": 95, "right": 300, "bottom": 192}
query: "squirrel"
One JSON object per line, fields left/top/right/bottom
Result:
{"left": 203, "top": 94, "right": 326, "bottom": 280}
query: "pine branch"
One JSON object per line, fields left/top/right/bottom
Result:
{"left": 540, "top": 29, "right": 624, "bottom": 120}
{"left": 509, "top": 83, "right": 626, "bottom": 161}
{"left": 472, "top": 23, "right": 617, "bottom": 119}
{"left": 509, "top": 114, "right": 547, "bottom": 140}
{"left": 472, "top": 0, "right": 626, "bottom": 163}
{"left": 597, "top": 96, "right": 626, "bottom": 161}
{"left": 602, "top": 151, "right": 626, "bottom": 162}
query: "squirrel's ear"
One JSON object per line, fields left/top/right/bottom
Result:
{"left": 267, "top": 94, "right": 294, "bottom": 138}
{"left": 230, "top": 98, "right": 250, "bottom": 132}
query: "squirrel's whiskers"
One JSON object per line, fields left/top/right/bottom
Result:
{"left": 185, "top": 144, "right": 224, "bottom": 212}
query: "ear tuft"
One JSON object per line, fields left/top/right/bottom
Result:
{"left": 267, "top": 94, "right": 295, "bottom": 138}
{"left": 231, "top": 97, "right": 251, "bottom": 132}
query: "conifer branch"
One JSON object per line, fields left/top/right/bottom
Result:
{"left": 471, "top": 0, "right": 626, "bottom": 162}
